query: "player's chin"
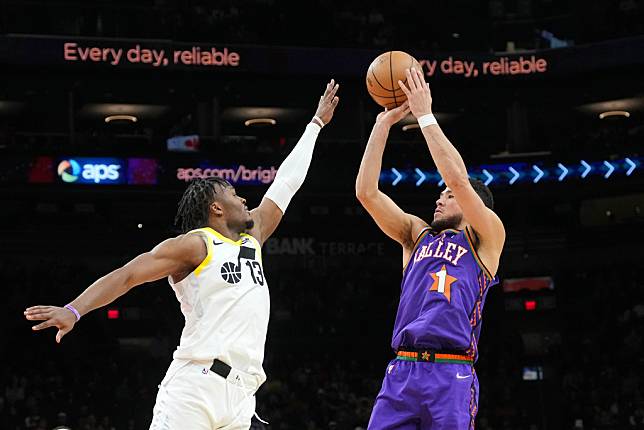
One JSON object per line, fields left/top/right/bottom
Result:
{"left": 430, "top": 214, "right": 448, "bottom": 231}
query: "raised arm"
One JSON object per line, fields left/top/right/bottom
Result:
{"left": 399, "top": 68, "right": 505, "bottom": 274}
{"left": 24, "top": 233, "right": 206, "bottom": 343}
{"left": 249, "top": 79, "right": 340, "bottom": 245}
{"left": 356, "top": 102, "right": 428, "bottom": 257}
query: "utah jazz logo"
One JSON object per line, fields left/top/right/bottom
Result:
{"left": 221, "top": 246, "right": 264, "bottom": 286}
{"left": 221, "top": 261, "right": 242, "bottom": 284}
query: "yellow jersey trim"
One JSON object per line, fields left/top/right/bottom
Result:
{"left": 200, "top": 227, "right": 246, "bottom": 245}
{"left": 188, "top": 228, "right": 214, "bottom": 277}
{"left": 198, "top": 227, "right": 260, "bottom": 246}
{"left": 464, "top": 226, "right": 494, "bottom": 280}
{"left": 188, "top": 228, "right": 261, "bottom": 269}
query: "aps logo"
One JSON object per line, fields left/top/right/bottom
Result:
{"left": 57, "top": 159, "right": 81, "bottom": 182}
{"left": 57, "top": 158, "right": 122, "bottom": 184}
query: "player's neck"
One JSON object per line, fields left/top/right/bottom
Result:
{"left": 208, "top": 221, "right": 243, "bottom": 242}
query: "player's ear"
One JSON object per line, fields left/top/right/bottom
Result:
{"left": 210, "top": 201, "right": 224, "bottom": 217}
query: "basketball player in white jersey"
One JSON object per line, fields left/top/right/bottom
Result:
{"left": 24, "top": 80, "right": 340, "bottom": 430}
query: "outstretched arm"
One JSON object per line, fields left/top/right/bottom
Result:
{"left": 249, "top": 79, "right": 340, "bottom": 245}
{"left": 399, "top": 68, "right": 505, "bottom": 273}
{"left": 24, "top": 233, "right": 206, "bottom": 343}
{"left": 356, "top": 103, "right": 428, "bottom": 263}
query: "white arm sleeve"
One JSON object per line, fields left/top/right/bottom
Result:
{"left": 264, "top": 122, "right": 321, "bottom": 213}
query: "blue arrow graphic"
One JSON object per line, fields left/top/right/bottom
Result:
{"left": 625, "top": 158, "right": 637, "bottom": 176}
{"left": 482, "top": 169, "right": 494, "bottom": 186}
{"left": 508, "top": 166, "right": 520, "bottom": 185}
{"left": 532, "top": 165, "right": 544, "bottom": 183}
{"left": 580, "top": 160, "right": 591, "bottom": 178}
{"left": 557, "top": 163, "right": 568, "bottom": 182}
{"left": 603, "top": 161, "right": 614, "bottom": 179}
{"left": 391, "top": 168, "right": 402, "bottom": 186}
{"left": 415, "top": 168, "right": 426, "bottom": 187}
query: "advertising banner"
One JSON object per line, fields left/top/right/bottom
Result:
{"left": 56, "top": 157, "right": 126, "bottom": 185}
{"left": 2, "top": 35, "right": 644, "bottom": 79}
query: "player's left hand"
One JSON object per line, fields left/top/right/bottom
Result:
{"left": 376, "top": 101, "right": 410, "bottom": 127}
{"left": 313, "top": 79, "right": 340, "bottom": 125}
{"left": 398, "top": 68, "right": 433, "bottom": 118}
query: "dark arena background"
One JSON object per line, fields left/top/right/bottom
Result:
{"left": 2, "top": 1, "right": 644, "bottom": 429}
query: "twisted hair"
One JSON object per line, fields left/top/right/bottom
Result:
{"left": 175, "top": 178, "right": 231, "bottom": 233}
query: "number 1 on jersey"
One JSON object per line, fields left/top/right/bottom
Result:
{"left": 429, "top": 264, "right": 458, "bottom": 302}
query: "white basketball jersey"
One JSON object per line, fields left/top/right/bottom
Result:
{"left": 169, "top": 227, "right": 270, "bottom": 383}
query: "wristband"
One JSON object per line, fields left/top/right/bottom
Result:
{"left": 64, "top": 304, "right": 81, "bottom": 321}
{"left": 312, "top": 116, "right": 325, "bottom": 128}
{"left": 418, "top": 113, "right": 438, "bottom": 129}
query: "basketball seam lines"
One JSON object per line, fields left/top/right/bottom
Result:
{"left": 366, "top": 92, "right": 406, "bottom": 99}
{"left": 389, "top": 51, "right": 398, "bottom": 107}
{"left": 406, "top": 55, "right": 415, "bottom": 89}
{"left": 370, "top": 68, "right": 391, "bottom": 92}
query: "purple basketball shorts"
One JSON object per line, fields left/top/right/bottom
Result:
{"left": 368, "top": 359, "right": 479, "bottom": 430}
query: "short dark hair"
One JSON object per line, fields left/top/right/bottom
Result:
{"left": 174, "top": 177, "right": 231, "bottom": 233}
{"left": 469, "top": 178, "right": 494, "bottom": 210}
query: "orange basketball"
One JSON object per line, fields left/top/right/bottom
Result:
{"left": 366, "top": 51, "right": 421, "bottom": 109}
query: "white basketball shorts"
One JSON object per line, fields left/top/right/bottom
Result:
{"left": 149, "top": 359, "right": 260, "bottom": 430}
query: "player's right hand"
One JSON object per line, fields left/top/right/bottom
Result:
{"left": 376, "top": 101, "right": 410, "bottom": 127}
{"left": 24, "top": 305, "right": 77, "bottom": 343}
{"left": 313, "top": 79, "right": 340, "bottom": 125}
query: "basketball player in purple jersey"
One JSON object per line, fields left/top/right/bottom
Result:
{"left": 356, "top": 67, "right": 505, "bottom": 430}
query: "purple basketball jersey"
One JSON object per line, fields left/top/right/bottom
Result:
{"left": 392, "top": 227, "right": 499, "bottom": 360}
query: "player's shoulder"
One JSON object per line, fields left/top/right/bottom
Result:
{"left": 411, "top": 215, "right": 431, "bottom": 237}
{"left": 163, "top": 232, "right": 208, "bottom": 251}
{"left": 149, "top": 233, "right": 207, "bottom": 269}
{"left": 404, "top": 215, "right": 431, "bottom": 249}
{"left": 466, "top": 211, "right": 506, "bottom": 249}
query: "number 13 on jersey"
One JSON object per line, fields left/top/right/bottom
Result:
{"left": 245, "top": 261, "right": 264, "bottom": 286}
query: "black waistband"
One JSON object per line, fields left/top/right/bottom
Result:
{"left": 396, "top": 347, "right": 473, "bottom": 363}
{"left": 396, "top": 347, "right": 469, "bottom": 355}
{"left": 210, "top": 359, "right": 231, "bottom": 379}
